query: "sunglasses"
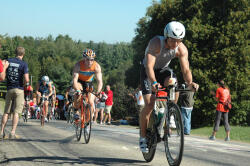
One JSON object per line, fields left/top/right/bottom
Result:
{"left": 86, "top": 58, "right": 94, "bottom": 61}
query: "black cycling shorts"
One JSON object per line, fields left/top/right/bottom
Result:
{"left": 78, "top": 80, "right": 94, "bottom": 93}
{"left": 140, "top": 66, "right": 176, "bottom": 95}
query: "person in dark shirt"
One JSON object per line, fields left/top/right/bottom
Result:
{"left": 179, "top": 84, "right": 195, "bottom": 135}
{"left": 0, "top": 47, "right": 29, "bottom": 139}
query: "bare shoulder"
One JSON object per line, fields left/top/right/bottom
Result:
{"left": 73, "top": 61, "right": 81, "bottom": 73}
{"left": 95, "top": 62, "right": 102, "bottom": 73}
{"left": 177, "top": 42, "right": 188, "bottom": 57}
{"left": 74, "top": 61, "right": 81, "bottom": 67}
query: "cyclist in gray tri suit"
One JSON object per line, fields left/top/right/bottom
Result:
{"left": 139, "top": 21, "right": 199, "bottom": 153}
{"left": 35, "top": 76, "right": 53, "bottom": 122}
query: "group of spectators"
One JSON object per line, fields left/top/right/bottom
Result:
{"left": 93, "top": 85, "right": 113, "bottom": 125}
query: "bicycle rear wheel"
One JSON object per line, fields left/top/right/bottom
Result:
{"left": 164, "top": 102, "right": 184, "bottom": 166}
{"left": 142, "top": 113, "right": 157, "bottom": 162}
{"left": 84, "top": 104, "right": 92, "bottom": 144}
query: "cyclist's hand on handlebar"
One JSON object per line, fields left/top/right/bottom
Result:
{"left": 76, "top": 90, "right": 81, "bottom": 95}
{"left": 188, "top": 82, "right": 199, "bottom": 92}
{"left": 152, "top": 82, "right": 161, "bottom": 92}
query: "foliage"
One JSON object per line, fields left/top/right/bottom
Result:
{"left": 0, "top": 35, "right": 135, "bottom": 119}
{"left": 131, "top": 0, "right": 250, "bottom": 126}
{"left": 0, "top": 0, "right": 249, "bottom": 126}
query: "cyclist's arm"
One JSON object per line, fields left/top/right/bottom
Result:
{"left": 65, "top": 87, "right": 70, "bottom": 100}
{"left": 145, "top": 37, "right": 161, "bottom": 84}
{"left": 72, "top": 62, "right": 80, "bottom": 91}
{"left": 54, "top": 86, "right": 57, "bottom": 97}
{"left": 95, "top": 63, "right": 103, "bottom": 94}
{"left": 47, "top": 83, "right": 53, "bottom": 97}
{"left": 177, "top": 43, "right": 192, "bottom": 85}
{"left": 24, "top": 73, "right": 30, "bottom": 86}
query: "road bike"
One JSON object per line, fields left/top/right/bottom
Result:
{"left": 47, "top": 96, "right": 55, "bottom": 122}
{"left": 22, "top": 90, "right": 32, "bottom": 122}
{"left": 142, "top": 68, "right": 194, "bottom": 166}
{"left": 74, "top": 87, "right": 94, "bottom": 144}
{"left": 22, "top": 98, "right": 30, "bottom": 122}
{"left": 39, "top": 94, "right": 47, "bottom": 126}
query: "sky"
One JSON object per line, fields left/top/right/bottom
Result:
{"left": 0, "top": 0, "right": 154, "bottom": 43}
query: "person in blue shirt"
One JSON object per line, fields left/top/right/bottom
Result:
{"left": 0, "top": 46, "right": 29, "bottom": 139}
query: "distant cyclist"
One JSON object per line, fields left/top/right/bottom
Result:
{"left": 139, "top": 21, "right": 199, "bottom": 153}
{"left": 35, "top": 76, "right": 53, "bottom": 122}
{"left": 64, "top": 81, "right": 76, "bottom": 113}
{"left": 72, "top": 49, "right": 103, "bottom": 120}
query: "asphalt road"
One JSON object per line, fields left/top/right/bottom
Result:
{"left": 0, "top": 117, "right": 250, "bottom": 166}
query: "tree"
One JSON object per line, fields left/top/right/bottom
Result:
{"left": 131, "top": 0, "right": 250, "bottom": 126}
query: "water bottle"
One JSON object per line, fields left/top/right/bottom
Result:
{"left": 158, "top": 108, "right": 165, "bottom": 123}
{"left": 169, "top": 77, "right": 176, "bottom": 101}
{"left": 170, "top": 88, "right": 175, "bottom": 101}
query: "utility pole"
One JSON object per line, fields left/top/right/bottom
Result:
{"left": 31, "top": 75, "right": 34, "bottom": 87}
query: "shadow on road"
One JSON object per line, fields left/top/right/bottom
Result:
{"left": 0, "top": 156, "right": 146, "bottom": 165}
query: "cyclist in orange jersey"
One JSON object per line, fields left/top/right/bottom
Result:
{"left": 72, "top": 49, "right": 103, "bottom": 119}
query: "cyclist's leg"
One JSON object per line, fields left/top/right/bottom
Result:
{"left": 44, "top": 100, "right": 49, "bottom": 120}
{"left": 140, "top": 94, "right": 155, "bottom": 137}
{"left": 140, "top": 67, "right": 155, "bottom": 138}
{"left": 88, "top": 93, "right": 95, "bottom": 121}
{"left": 73, "top": 82, "right": 82, "bottom": 110}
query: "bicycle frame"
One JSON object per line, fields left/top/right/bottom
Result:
{"left": 143, "top": 67, "right": 190, "bottom": 165}
{"left": 80, "top": 93, "right": 89, "bottom": 128}
{"left": 40, "top": 94, "right": 47, "bottom": 126}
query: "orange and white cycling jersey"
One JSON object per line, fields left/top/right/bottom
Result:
{"left": 78, "top": 60, "right": 96, "bottom": 82}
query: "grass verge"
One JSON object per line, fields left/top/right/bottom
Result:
{"left": 191, "top": 126, "right": 250, "bottom": 143}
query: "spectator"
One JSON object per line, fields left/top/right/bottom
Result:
{"left": 178, "top": 83, "right": 195, "bottom": 135}
{"left": 209, "top": 80, "right": 231, "bottom": 141}
{"left": 0, "top": 60, "right": 9, "bottom": 81}
{"left": 29, "top": 94, "right": 38, "bottom": 119}
{"left": 103, "top": 85, "right": 113, "bottom": 125}
{"left": 93, "top": 91, "right": 107, "bottom": 124}
{"left": 128, "top": 87, "right": 145, "bottom": 126}
{"left": 0, "top": 40, "right": 9, "bottom": 81}
{"left": 0, "top": 46, "right": 29, "bottom": 139}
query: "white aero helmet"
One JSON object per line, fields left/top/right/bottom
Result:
{"left": 41, "top": 76, "right": 50, "bottom": 82}
{"left": 164, "top": 21, "right": 185, "bottom": 39}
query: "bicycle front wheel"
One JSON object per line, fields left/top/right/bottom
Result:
{"left": 84, "top": 104, "right": 92, "bottom": 144}
{"left": 75, "top": 108, "right": 82, "bottom": 141}
{"left": 23, "top": 108, "right": 28, "bottom": 122}
{"left": 40, "top": 104, "right": 45, "bottom": 126}
{"left": 69, "top": 105, "right": 74, "bottom": 124}
{"left": 142, "top": 112, "right": 158, "bottom": 162}
{"left": 164, "top": 102, "right": 184, "bottom": 166}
